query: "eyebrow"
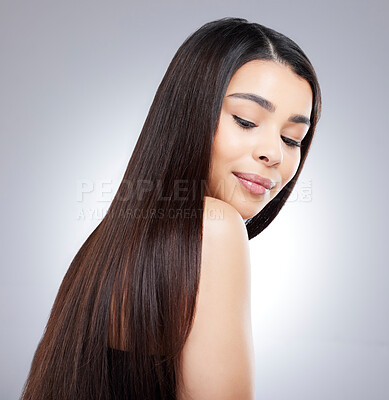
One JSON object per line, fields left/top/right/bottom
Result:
{"left": 226, "top": 92, "right": 311, "bottom": 128}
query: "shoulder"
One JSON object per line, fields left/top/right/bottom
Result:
{"left": 201, "top": 196, "right": 250, "bottom": 279}
{"left": 202, "top": 196, "right": 250, "bottom": 272}
{"left": 202, "top": 195, "right": 248, "bottom": 242}
{"left": 203, "top": 195, "right": 244, "bottom": 223}
{"left": 177, "top": 196, "right": 255, "bottom": 399}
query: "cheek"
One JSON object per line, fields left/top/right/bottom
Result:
{"left": 208, "top": 143, "right": 230, "bottom": 193}
{"left": 211, "top": 127, "right": 243, "bottom": 168}
{"left": 281, "top": 152, "right": 301, "bottom": 185}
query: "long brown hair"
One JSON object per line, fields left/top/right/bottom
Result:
{"left": 20, "top": 17, "right": 322, "bottom": 400}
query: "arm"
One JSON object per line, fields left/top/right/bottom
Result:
{"left": 177, "top": 197, "right": 256, "bottom": 400}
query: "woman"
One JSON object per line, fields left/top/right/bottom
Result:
{"left": 20, "top": 17, "right": 321, "bottom": 400}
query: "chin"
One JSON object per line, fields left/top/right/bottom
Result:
{"left": 237, "top": 207, "right": 260, "bottom": 221}
{"left": 239, "top": 201, "right": 268, "bottom": 220}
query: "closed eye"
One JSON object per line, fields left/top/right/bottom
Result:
{"left": 281, "top": 136, "right": 301, "bottom": 148}
{"left": 233, "top": 115, "right": 301, "bottom": 148}
{"left": 232, "top": 115, "right": 256, "bottom": 129}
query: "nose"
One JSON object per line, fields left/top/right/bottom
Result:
{"left": 253, "top": 128, "right": 283, "bottom": 167}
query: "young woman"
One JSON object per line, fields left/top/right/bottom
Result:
{"left": 20, "top": 17, "right": 322, "bottom": 400}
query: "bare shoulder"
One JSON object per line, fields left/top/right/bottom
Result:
{"left": 177, "top": 196, "right": 255, "bottom": 400}
{"left": 203, "top": 195, "right": 246, "bottom": 226}
{"left": 201, "top": 195, "right": 250, "bottom": 276}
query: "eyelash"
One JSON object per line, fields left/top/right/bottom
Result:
{"left": 232, "top": 115, "right": 301, "bottom": 148}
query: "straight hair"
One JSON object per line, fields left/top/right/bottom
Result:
{"left": 21, "top": 17, "right": 322, "bottom": 400}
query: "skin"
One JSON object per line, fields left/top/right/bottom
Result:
{"left": 111, "top": 61, "right": 313, "bottom": 398}
{"left": 206, "top": 60, "right": 313, "bottom": 220}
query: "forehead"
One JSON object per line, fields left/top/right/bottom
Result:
{"left": 226, "top": 60, "right": 313, "bottom": 117}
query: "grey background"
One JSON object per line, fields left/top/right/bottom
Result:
{"left": 1, "top": 0, "right": 388, "bottom": 399}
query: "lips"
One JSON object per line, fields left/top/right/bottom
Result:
{"left": 232, "top": 172, "right": 275, "bottom": 190}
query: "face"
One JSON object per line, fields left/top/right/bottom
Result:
{"left": 206, "top": 60, "right": 313, "bottom": 220}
